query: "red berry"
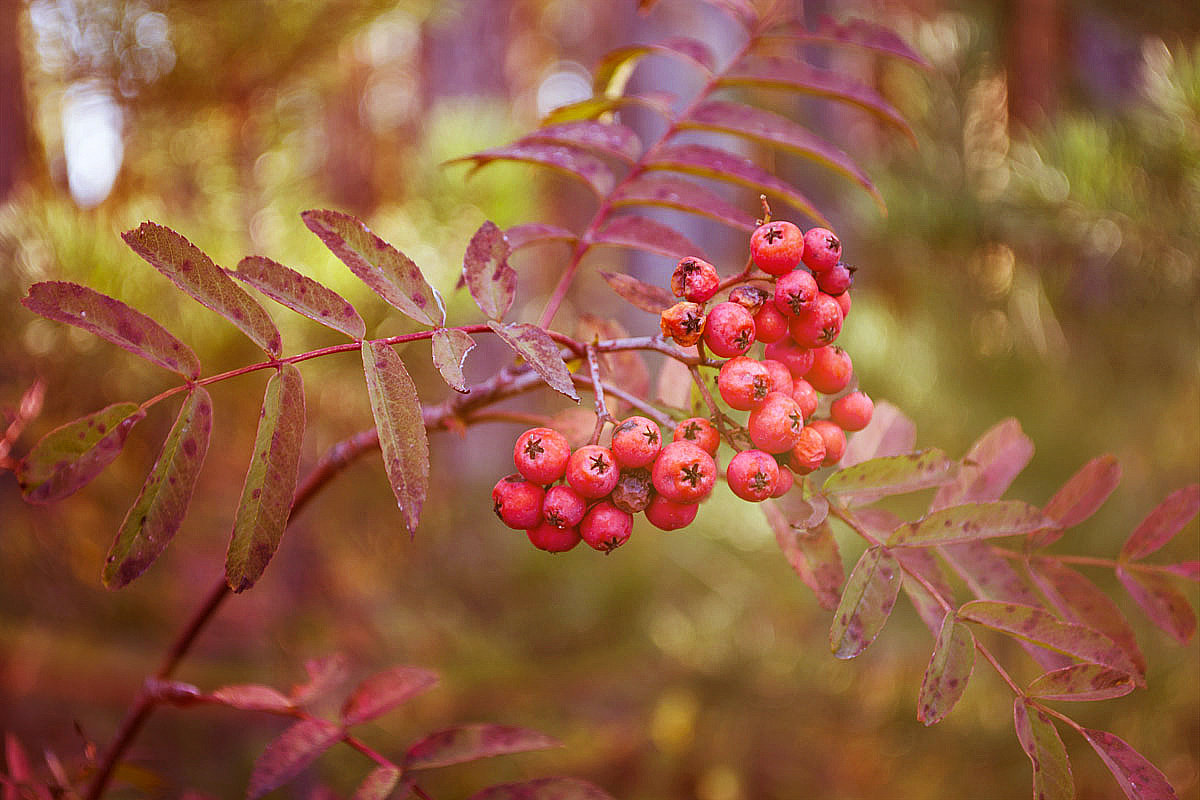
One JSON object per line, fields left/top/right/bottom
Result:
{"left": 702, "top": 301, "right": 756, "bottom": 358}
{"left": 752, "top": 302, "right": 789, "bottom": 344}
{"left": 527, "top": 521, "right": 582, "bottom": 553}
{"left": 671, "top": 257, "right": 721, "bottom": 303}
{"left": 566, "top": 445, "right": 620, "bottom": 499}
{"left": 729, "top": 285, "right": 768, "bottom": 314}
{"left": 771, "top": 465, "right": 794, "bottom": 497}
{"left": 788, "top": 426, "right": 827, "bottom": 474}
{"left": 727, "top": 449, "right": 780, "bottom": 503}
{"left": 817, "top": 262, "right": 854, "bottom": 296}
{"left": 543, "top": 484, "right": 587, "bottom": 528}
{"left": 764, "top": 339, "right": 814, "bottom": 379}
{"left": 673, "top": 417, "right": 720, "bottom": 455}
{"left": 788, "top": 292, "right": 844, "bottom": 348}
{"left": 834, "top": 290, "right": 851, "bottom": 318}
{"left": 806, "top": 346, "right": 853, "bottom": 395}
{"left": 790, "top": 378, "right": 819, "bottom": 421}
{"left": 660, "top": 301, "right": 706, "bottom": 347}
{"left": 751, "top": 220, "right": 805, "bottom": 276}
{"left": 747, "top": 391, "right": 805, "bottom": 454}
{"left": 652, "top": 441, "right": 717, "bottom": 503}
{"left": 492, "top": 474, "right": 545, "bottom": 530}
{"left": 759, "top": 359, "right": 794, "bottom": 397}
{"left": 611, "top": 415, "right": 663, "bottom": 468}
{"left": 809, "top": 419, "right": 847, "bottom": 466}
{"left": 717, "top": 356, "right": 772, "bottom": 411}
{"left": 580, "top": 501, "right": 634, "bottom": 552}
{"left": 831, "top": 390, "right": 874, "bottom": 432}
{"left": 774, "top": 269, "right": 819, "bottom": 317}
{"left": 514, "top": 427, "right": 571, "bottom": 484}
{"left": 644, "top": 495, "right": 699, "bottom": 531}
{"left": 802, "top": 227, "right": 842, "bottom": 272}
{"left": 611, "top": 468, "right": 655, "bottom": 514}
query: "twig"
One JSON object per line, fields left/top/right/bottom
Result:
{"left": 586, "top": 344, "right": 614, "bottom": 445}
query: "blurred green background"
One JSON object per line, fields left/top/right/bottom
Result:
{"left": 1, "top": 0, "right": 1197, "bottom": 798}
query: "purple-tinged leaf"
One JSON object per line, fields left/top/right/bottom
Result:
{"left": 1163, "top": 561, "right": 1200, "bottom": 581}
{"left": 1120, "top": 485, "right": 1200, "bottom": 562}
{"left": 302, "top": 209, "right": 444, "bottom": 327}
{"left": 612, "top": 175, "right": 757, "bottom": 232}
{"left": 447, "top": 142, "right": 615, "bottom": 197}
{"left": 592, "top": 215, "right": 707, "bottom": 261}
{"left": 353, "top": 765, "right": 401, "bottom": 800}
{"left": 540, "top": 92, "right": 676, "bottom": 126}
{"left": 505, "top": 223, "right": 578, "bottom": 252}
{"left": 22, "top": 281, "right": 201, "bottom": 377}
{"left": 895, "top": 546, "right": 958, "bottom": 633}
{"left": 830, "top": 545, "right": 902, "bottom": 659}
{"left": 767, "top": 16, "right": 930, "bottom": 68}
{"left": 3, "top": 735, "right": 52, "bottom": 800}
{"left": 247, "top": 718, "right": 342, "bottom": 800}
{"left": 211, "top": 685, "right": 295, "bottom": 713}
{"left": 341, "top": 665, "right": 439, "bottom": 727}
{"left": 18, "top": 402, "right": 146, "bottom": 504}
{"left": 1117, "top": 566, "right": 1196, "bottom": 644}
{"left": 362, "top": 341, "right": 429, "bottom": 535}
{"left": 233, "top": 255, "right": 366, "bottom": 340}
{"left": 917, "top": 614, "right": 975, "bottom": 725}
{"left": 463, "top": 221, "right": 516, "bottom": 321}
{"left": 721, "top": 56, "right": 916, "bottom": 143}
{"left": 468, "top": 777, "right": 617, "bottom": 800}
{"left": 524, "top": 121, "right": 642, "bottom": 163}
{"left": 958, "top": 601, "right": 1142, "bottom": 677}
{"left": 432, "top": 329, "right": 476, "bottom": 394}
{"left": 225, "top": 364, "right": 306, "bottom": 593}
{"left": 1028, "top": 557, "right": 1147, "bottom": 679}
{"left": 1081, "top": 728, "right": 1177, "bottom": 800}
{"left": 888, "top": 501, "right": 1054, "bottom": 547}
{"left": 681, "top": 101, "right": 885, "bottom": 212}
{"left": 487, "top": 321, "right": 580, "bottom": 402}
{"left": 931, "top": 418, "right": 1034, "bottom": 512}
{"left": 592, "top": 39, "right": 715, "bottom": 96}
{"left": 404, "top": 724, "right": 559, "bottom": 770}
{"left": 840, "top": 401, "right": 916, "bottom": 467}
{"left": 645, "top": 143, "right": 828, "bottom": 225}
{"left": 763, "top": 502, "right": 841, "bottom": 610}
{"left": 102, "top": 388, "right": 212, "bottom": 589}
{"left": 1026, "top": 664, "right": 1135, "bottom": 702}
{"left": 122, "top": 222, "right": 282, "bottom": 356}
{"left": 598, "top": 270, "right": 675, "bottom": 314}
{"left": 290, "top": 654, "right": 351, "bottom": 705}
{"left": 1013, "top": 698, "right": 1074, "bottom": 800}
{"left": 1030, "top": 455, "right": 1122, "bottom": 550}
{"left": 822, "top": 448, "right": 957, "bottom": 503}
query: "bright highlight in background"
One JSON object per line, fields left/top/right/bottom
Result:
{"left": 61, "top": 81, "right": 124, "bottom": 208}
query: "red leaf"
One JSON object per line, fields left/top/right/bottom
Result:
{"left": 768, "top": 16, "right": 930, "bottom": 68}
{"left": 830, "top": 546, "right": 902, "bottom": 659}
{"left": 448, "top": 142, "right": 615, "bottom": 197}
{"left": 467, "top": 777, "right": 617, "bottom": 800}
{"left": 592, "top": 215, "right": 707, "bottom": 261}
{"left": 102, "top": 388, "right": 212, "bottom": 589}
{"left": 894, "top": 545, "right": 958, "bottom": 634}
{"left": 598, "top": 270, "right": 675, "bottom": 314}
{"left": 404, "top": 724, "right": 559, "bottom": 770}
{"left": 487, "top": 322, "right": 580, "bottom": 402}
{"left": 18, "top": 402, "right": 146, "bottom": 504}
{"left": 362, "top": 342, "right": 429, "bottom": 536}
{"left": 1031, "top": 455, "right": 1122, "bottom": 550}
{"left": 247, "top": 718, "right": 342, "bottom": 799}
{"left": 763, "top": 502, "right": 841, "bottom": 610}
{"left": 1026, "top": 664, "right": 1135, "bottom": 702}
{"left": 822, "top": 448, "right": 957, "bottom": 504}
{"left": 917, "top": 614, "right": 975, "bottom": 725}
{"left": 1120, "top": 485, "right": 1200, "bottom": 562}
{"left": 888, "top": 501, "right": 1054, "bottom": 547}
{"left": 432, "top": 329, "right": 476, "bottom": 394}
{"left": 211, "top": 685, "right": 295, "bottom": 713}
{"left": 462, "top": 221, "right": 516, "bottom": 321}
{"left": 352, "top": 765, "right": 401, "bottom": 800}
{"left": 1117, "top": 566, "right": 1196, "bottom": 644}
{"left": 121, "top": 222, "right": 282, "bottom": 356}
{"left": 839, "top": 401, "right": 916, "bottom": 467}
{"left": 591, "top": 39, "right": 716, "bottom": 96}
{"left": 1163, "top": 561, "right": 1200, "bottom": 581}
{"left": 1013, "top": 698, "right": 1074, "bottom": 800}
{"left": 524, "top": 121, "right": 642, "bottom": 163}
{"left": 1081, "top": 728, "right": 1177, "bottom": 800}
{"left": 612, "top": 175, "right": 757, "bottom": 232}
{"left": 225, "top": 365, "right": 307, "bottom": 593}
{"left": 233, "top": 255, "right": 366, "bottom": 340}
{"left": 302, "top": 209, "right": 445, "bottom": 327}
{"left": 22, "top": 281, "right": 201, "bottom": 377}
{"left": 289, "top": 654, "right": 351, "bottom": 705}
{"left": 931, "top": 418, "right": 1034, "bottom": 512}
{"left": 505, "top": 223, "right": 578, "bottom": 252}
{"left": 341, "top": 665, "right": 439, "bottom": 726}
{"left": 645, "top": 143, "right": 828, "bottom": 226}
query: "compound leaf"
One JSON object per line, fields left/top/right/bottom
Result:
{"left": 1116, "top": 566, "right": 1196, "bottom": 645}
{"left": 248, "top": 718, "right": 342, "bottom": 800}
{"left": 612, "top": 175, "right": 757, "bottom": 232}
{"left": 18, "top": 402, "right": 146, "bottom": 504}
{"left": 1027, "top": 664, "right": 1135, "bottom": 702}
{"left": 592, "top": 215, "right": 707, "bottom": 261}
{"left": 448, "top": 142, "right": 615, "bottom": 197}
{"left": 1014, "top": 698, "right": 1074, "bottom": 800}
{"left": 353, "top": 765, "right": 402, "bottom": 800}
{"left": 233, "top": 255, "right": 365, "bottom": 340}
{"left": 1081, "top": 728, "right": 1177, "bottom": 800}
{"left": 290, "top": 654, "right": 351, "bottom": 706}
{"left": 539, "top": 92, "right": 675, "bottom": 126}
{"left": 767, "top": 17, "right": 930, "bottom": 67}
{"left": 404, "top": 724, "right": 559, "bottom": 770}
{"left": 362, "top": 341, "right": 429, "bottom": 535}
{"left": 432, "top": 328, "right": 476, "bottom": 394}
{"left": 764, "top": 502, "right": 841, "bottom": 610}
{"left": 524, "top": 120, "right": 642, "bottom": 163}
{"left": 830, "top": 545, "right": 902, "bottom": 659}
{"left": 592, "top": 39, "right": 715, "bottom": 95}
{"left": 211, "top": 685, "right": 295, "bottom": 713}
{"left": 917, "top": 615, "right": 975, "bottom": 725}
{"left": 505, "top": 223, "right": 578, "bottom": 252}
{"left": 822, "top": 448, "right": 956, "bottom": 502}
{"left": 931, "top": 418, "right": 1033, "bottom": 511}
{"left": 341, "top": 665, "right": 439, "bottom": 727}
{"left": 487, "top": 321, "right": 580, "bottom": 402}
{"left": 888, "top": 501, "right": 1054, "bottom": 547}
{"left": 1031, "top": 455, "right": 1122, "bottom": 550}
{"left": 598, "top": 270, "right": 675, "bottom": 314}
{"left": 463, "top": 221, "right": 516, "bottom": 321}
{"left": 1120, "top": 485, "right": 1200, "bottom": 562}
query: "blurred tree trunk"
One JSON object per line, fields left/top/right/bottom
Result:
{"left": 0, "top": 0, "right": 32, "bottom": 201}
{"left": 1005, "top": 0, "right": 1065, "bottom": 129}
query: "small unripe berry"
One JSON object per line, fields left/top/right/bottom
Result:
{"left": 514, "top": 427, "right": 571, "bottom": 484}
{"left": 610, "top": 415, "right": 663, "bottom": 468}
{"left": 492, "top": 474, "right": 545, "bottom": 530}
{"left": 806, "top": 346, "right": 853, "bottom": 395}
{"left": 729, "top": 285, "right": 768, "bottom": 314}
{"left": 671, "top": 257, "right": 721, "bottom": 303}
{"left": 673, "top": 417, "right": 720, "bottom": 455}
{"left": 831, "top": 390, "right": 874, "bottom": 431}
{"left": 809, "top": 419, "right": 847, "bottom": 466}
{"left": 788, "top": 426, "right": 827, "bottom": 474}
{"left": 611, "top": 468, "right": 655, "bottom": 514}
{"left": 717, "top": 356, "right": 773, "bottom": 411}
{"left": 727, "top": 449, "right": 780, "bottom": 503}
{"left": 527, "top": 521, "right": 582, "bottom": 553}
{"left": 580, "top": 501, "right": 634, "bottom": 552}
{"left": 644, "top": 495, "right": 699, "bottom": 531}
{"left": 759, "top": 359, "right": 794, "bottom": 397}
{"left": 747, "top": 391, "right": 805, "bottom": 454}
{"left": 802, "top": 227, "right": 842, "bottom": 272}
{"left": 788, "top": 292, "right": 844, "bottom": 349}
{"left": 790, "top": 378, "right": 819, "bottom": 421}
{"left": 566, "top": 445, "right": 620, "bottom": 499}
{"left": 774, "top": 269, "right": 819, "bottom": 316}
{"left": 652, "top": 441, "right": 717, "bottom": 503}
{"left": 817, "top": 262, "right": 855, "bottom": 296}
{"left": 752, "top": 301, "right": 789, "bottom": 344}
{"left": 751, "top": 220, "right": 805, "bottom": 275}
{"left": 660, "top": 301, "right": 706, "bottom": 347}
{"left": 543, "top": 484, "right": 587, "bottom": 529}
{"left": 764, "top": 339, "right": 814, "bottom": 379}
{"left": 702, "top": 301, "right": 756, "bottom": 358}
{"left": 771, "top": 464, "right": 794, "bottom": 497}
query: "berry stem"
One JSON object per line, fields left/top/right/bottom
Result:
{"left": 991, "top": 547, "right": 1186, "bottom": 577}
{"left": 586, "top": 344, "right": 614, "bottom": 445}
{"left": 569, "top": 373, "right": 675, "bottom": 430}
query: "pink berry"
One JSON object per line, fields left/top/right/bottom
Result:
{"left": 492, "top": 474, "right": 545, "bottom": 530}
{"left": 831, "top": 390, "right": 874, "bottom": 432}
{"left": 806, "top": 346, "right": 853, "bottom": 395}
{"left": 580, "top": 501, "right": 634, "bottom": 552}
{"left": 729, "top": 285, "right": 768, "bottom": 314}
{"left": 671, "top": 256, "right": 721, "bottom": 303}
{"left": 717, "top": 356, "right": 772, "bottom": 411}
{"left": 834, "top": 290, "right": 851, "bottom": 318}
{"left": 702, "top": 301, "right": 756, "bottom": 358}
{"left": 644, "top": 495, "right": 699, "bottom": 531}
{"left": 802, "top": 227, "right": 842, "bottom": 272}
{"left": 610, "top": 415, "right": 663, "bottom": 468}
{"left": 542, "top": 484, "right": 587, "bottom": 529}
{"left": 513, "top": 427, "right": 571, "bottom": 484}
{"left": 727, "top": 449, "right": 780, "bottom": 503}
{"left": 652, "top": 441, "right": 717, "bottom": 504}
{"left": 566, "top": 445, "right": 620, "bottom": 499}
{"left": 751, "top": 220, "right": 805, "bottom": 276}
{"left": 788, "top": 292, "right": 844, "bottom": 349}
{"left": 673, "top": 417, "right": 720, "bottom": 455}
{"left": 790, "top": 378, "right": 819, "bottom": 421}
{"left": 527, "top": 521, "right": 581, "bottom": 553}
{"left": 747, "top": 391, "right": 805, "bottom": 454}
{"left": 752, "top": 301, "right": 789, "bottom": 344}
{"left": 774, "top": 269, "right": 819, "bottom": 317}
{"left": 809, "top": 419, "right": 847, "bottom": 466}
{"left": 788, "top": 426, "right": 827, "bottom": 474}
{"left": 771, "top": 465, "right": 794, "bottom": 497}
{"left": 817, "top": 262, "right": 854, "bottom": 296}
{"left": 759, "top": 359, "right": 794, "bottom": 397}
{"left": 764, "top": 339, "right": 814, "bottom": 379}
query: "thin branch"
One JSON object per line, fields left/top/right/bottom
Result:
{"left": 586, "top": 344, "right": 614, "bottom": 445}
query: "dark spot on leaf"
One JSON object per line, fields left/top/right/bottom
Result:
{"left": 251, "top": 488, "right": 261, "bottom": 499}
{"left": 182, "top": 438, "right": 197, "bottom": 456}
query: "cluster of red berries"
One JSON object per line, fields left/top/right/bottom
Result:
{"left": 492, "top": 418, "right": 721, "bottom": 553}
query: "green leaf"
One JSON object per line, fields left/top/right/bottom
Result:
{"left": 592, "top": 39, "right": 715, "bottom": 96}
{"left": 18, "top": 402, "right": 146, "bottom": 503}
{"left": 341, "top": 665, "right": 439, "bottom": 726}
{"left": 487, "top": 321, "right": 580, "bottom": 402}
{"left": 121, "top": 222, "right": 282, "bottom": 356}
{"left": 462, "top": 221, "right": 516, "bottom": 321}
{"left": 248, "top": 718, "right": 343, "bottom": 800}
{"left": 598, "top": 270, "right": 676, "bottom": 314}
{"left": 1081, "top": 728, "right": 1178, "bottom": 800}
{"left": 302, "top": 209, "right": 445, "bottom": 327}
{"left": 362, "top": 341, "right": 430, "bottom": 535}
{"left": 917, "top": 615, "right": 975, "bottom": 725}
{"left": 404, "top": 724, "right": 560, "bottom": 770}
{"left": 1013, "top": 698, "right": 1074, "bottom": 800}
{"left": 102, "top": 388, "right": 212, "bottom": 589}
{"left": 225, "top": 364, "right": 307, "bottom": 593}
{"left": 538, "top": 92, "right": 675, "bottom": 126}
{"left": 431, "top": 329, "right": 476, "bottom": 394}
{"left": 888, "top": 501, "right": 1053, "bottom": 547}
{"left": 1120, "top": 484, "right": 1200, "bottom": 562}
{"left": 822, "top": 448, "right": 957, "bottom": 502}
{"left": 1026, "top": 664, "right": 1136, "bottom": 702}
{"left": 233, "top": 255, "right": 366, "bottom": 340}
{"left": 830, "top": 545, "right": 902, "bottom": 659}
{"left": 353, "top": 765, "right": 402, "bottom": 800}
{"left": 22, "top": 281, "right": 201, "bottom": 378}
